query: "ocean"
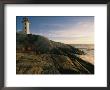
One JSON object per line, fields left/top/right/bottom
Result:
{"left": 70, "top": 44, "right": 94, "bottom": 65}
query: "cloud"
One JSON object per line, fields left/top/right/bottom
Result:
{"left": 17, "top": 29, "right": 22, "bottom": 31}
{"left": 49, "top": 22, "right": 94, "bottom": 37}
{"left": 32, "top": 19, "right": 94, "bottom": 44}
{"left": 48, "top": 22, "right": 94, "bottom": 44}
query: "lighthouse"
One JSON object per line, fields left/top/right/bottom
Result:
{"left": 22, "top": 16, "right": 31, "bottom": 34}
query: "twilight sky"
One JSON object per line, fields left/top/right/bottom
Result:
{"left": 16, "top": 16, "right": 94, "bottom": 44}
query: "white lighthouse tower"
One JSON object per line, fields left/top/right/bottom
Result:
{"left": 22, "top": 16, "right": 31, "bottom": 34}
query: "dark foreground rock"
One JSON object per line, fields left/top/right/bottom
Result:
{"left": 16, "top": 33, "right": 94, "bottom": 74}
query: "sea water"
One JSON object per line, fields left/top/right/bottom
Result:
{"left": 71, "top": 44, "right": 94, "bottom": 65}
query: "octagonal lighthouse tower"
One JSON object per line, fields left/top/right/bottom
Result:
{"left": 22, "top": 16, "right": 31, "bottom": 34}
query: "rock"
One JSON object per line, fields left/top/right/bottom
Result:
{"left": 16, "top": 33, "right": 94, "bottom": 74}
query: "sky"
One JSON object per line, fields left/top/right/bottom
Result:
{"left": 16, "top": 16, "right": 94, "bottom": 44}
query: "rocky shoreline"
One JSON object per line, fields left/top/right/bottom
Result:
{"left": 16, "top": 33, "right": 94, "bottom": 74}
